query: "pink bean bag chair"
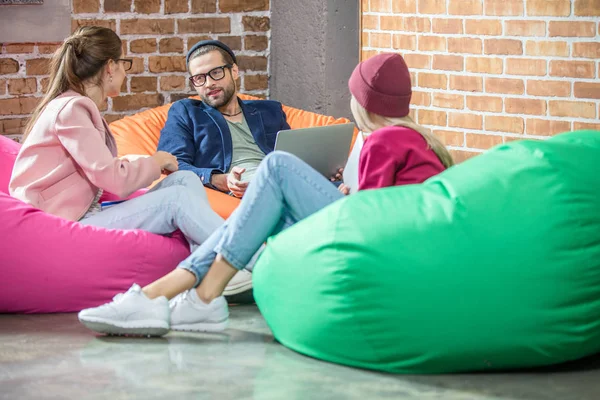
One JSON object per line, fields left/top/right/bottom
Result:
{"left": 0, "top": 135, "right": 190, "bottom": 313}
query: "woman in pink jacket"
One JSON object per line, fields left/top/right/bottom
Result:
{"left": 79, "top": 52, "right": 455, "bottom": 337}
{"left": 9, "top": 27, "right": 223, "bottom": 333}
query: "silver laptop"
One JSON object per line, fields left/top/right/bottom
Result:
{"left": 274, "top": 123, "right": 356, "bottom": 177}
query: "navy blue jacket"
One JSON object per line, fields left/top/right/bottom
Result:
{"left": 157, "top": 97, "right": 290, "bottom": 187}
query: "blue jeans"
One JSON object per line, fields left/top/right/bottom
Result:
{"left": 80, "top": 171, "right": 224, "bottom": 250}
{"left": 179, "top": 151, "right": 344, "bottom": 286}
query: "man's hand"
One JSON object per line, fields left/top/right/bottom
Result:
{"left": 151, "top": 151, "right": 179, "bottom": 172}
{"left": 338, "top": 183, "right": 350, "bottom": 196}
{"left": 330, "top": 167, "right": 344, "bottom": 182}
{"left": 210, "top": 167, "right": 248, "bottom": 197}
{"left": 227, "top": 167, "right": 248, "bottom": 197}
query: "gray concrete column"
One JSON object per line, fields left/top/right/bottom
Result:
{"left": 270, "top": 0, "right": 360, "bottom": 120}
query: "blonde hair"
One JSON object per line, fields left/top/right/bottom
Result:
{"left": 22, "top": 26, "right": 122, "bottom": 142}
{"left": 350, "top": 97, "right": 454, "bottom": 168}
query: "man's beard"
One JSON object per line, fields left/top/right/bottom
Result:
{"left": 201, "top": 80, "right": 236, "bottom": 109}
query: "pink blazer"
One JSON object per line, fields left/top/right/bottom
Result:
{"left": 9, "top": 91, "right": 161, "bottom": 221}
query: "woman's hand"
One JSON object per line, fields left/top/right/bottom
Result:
{"left": 330, "top": 167, "right": 344, "bottom": 182}
{"left": 338, "top": 183, "right": 350, "bottom": 196}
{"left": 151, "top": 151, "right": 179, "bottom": 172}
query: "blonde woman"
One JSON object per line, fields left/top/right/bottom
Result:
{"left": 79, "top": 53, "right": 453, "bottom": 336}
{"left": 10, "top": 27, "right": 224, "bottom": 335}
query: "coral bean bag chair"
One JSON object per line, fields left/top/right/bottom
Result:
{"left": 109, "top": 94, "right": 356, "bottom": 219}
{"left": 253, "top": 130, "right": 600, "bottom": 373}
{"left": 0, "top": 135, "right": 190, "bottom": 313}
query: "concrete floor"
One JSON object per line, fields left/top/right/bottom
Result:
{"left": 1, "top": 305, "right": 600, "bottom": 400}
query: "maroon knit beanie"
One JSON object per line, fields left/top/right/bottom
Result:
{"left": 348, "top": 53, "right": 412, "bottom": 118}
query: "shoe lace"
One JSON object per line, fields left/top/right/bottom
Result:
{"left": 169, "top": 291, "right": 190, "bottom": 310}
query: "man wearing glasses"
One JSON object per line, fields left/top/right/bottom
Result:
{"left": 157, "top": 40, "right": 290, "bottom": 302}
{"left": 157, "top": 40, "right": 290, "bottom": 198}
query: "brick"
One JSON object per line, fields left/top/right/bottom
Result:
{"left": 244, "top": 74, "right": 268, "bottom": 91}
{"left": 434, "top": 130, "right": 464, "bottom": 146}
{"left": 466, "top": 133, "right": 503, "bottom": 149}
{"left": 129, "top": 58, "right": 145, "bottom": 74}
{"left": 120, "top": 78, "right": 127, "bottom": 93}
{"left": 550, "top": 60, "right": 595, "bottom": 78}
{"left": 220, "top": 0, "right": 268, "bottom": 12}
{"left": 418, "top": 72, "right": 447, "bottom": 89}
{"left": 104, "top": 0, "right": 131, "bottom": 13}
{"left": 404, "top": 54, "right": 431, "bottom": 69}
{"left": 450, "top": 150, "right": 481, "bottom": 163}
{"left": 0, "top": 97, "right": 39, "bottom": 116}
{"left": 392, "top": 0, "right": 417, "bottom": 13}
{"left": 134, "top": 0, "right": 160, "bottom": 13}
{"left": 370, "top": 0, "right": 391, "bottom": 12}
{"left": 8, "top": 78, "right": 36, "bottom": 95}
{"left": 363, "top": 15, "right": 378, "bottom": 30}
{"left": 371, "top": 33, "right": 392, "bottom": 48}
{"left": 418, "top": 36, "right": 446, "bottom": 51}
{"left": 486, "top": 116, "right": 524, "bottom": 133}
{"left": 159, "top": 38, "right": 184, "bottom": 53}
{"left": 160, "top": 76, "right": 186, "bottom": 91}
{"left": 112, "top": 93, "right": 164, "bottom": 112}
{"left": 40, "top": 77, "right": 50, "bottom": 92}
{"left": 393, "top": 35, "right": 417, "bottom": 50}
{"left": 527, "top": 0, "right": 571, "bottom": 16}
{"left": 448, "top": 37, "right": 482, "bottom": 54}
{"left": 418, "top": 0, "right": 446, "bottom": 14}
{"left": 170, "top": 93, "right": 193, "bottom": 102}
{"left": 104, "top": 114, "right": 125, "bottom": 124}
{"left": 465, "top": 57, "right": 503, "bottom": 74}
{"left": 484, "top": 39, "right": 523, "bottom": 55}
{"left": 418, "top": 109, "right": 447, "bottom": 126}
{"left": 0, "top": 59, "right": 19, "bottom": 74}
{"left": 506, "top": 58, "right": 547, "bottom": 76}
{"left": 25, "top": 58, "right": 49, "bottom": 75}
{"left": 505, "top": 20, "right": 546, "bottom": 37}
{"left": 1, "top": 118, "right": 28, "bottom": 134}
{"left": 550, "top": 100, "right": 596, "bottom": 118}
{"left": 37, "top": 43, "right": 62, "bottom": 54}
{"left": 575, "top": 0, "right": 600, "bottom": 16}
{"left": 467, "top": 95, "right": 503, "bottom": 112}
{"left": 486, "top": 0, "right": 524, "bottom": 15}
{"left": 179, "top": 17, "right": 231, "bottom": 34}
{"left": 505, "top": 98, "right": 547, "bottom": 115}
{"left": 237, "top": 56, "right": 267, "bottom": 71}
{"left": 165, "top": 0, "right": 189, "bottom": 13}
{"left": 465, "top": 20, "right": 502, "bottom": 36}
{"left": 527, "top": 80, "right": 571, "bottom": 97}
{"left": 0, "top": 80, "right": 5, "bottom": 95}
{"left": 72, "top": 19, "right": 117, "bottom": 32}
{"left": 433, "top": 93, "right": 464, "bottom": 109}
{"left": 525, "top": 40, "right": 569, "bottom": 57}
{"left": 432, "top": 55, "right": 464, "bottom": 71}
{"left": 381, "top": 16, "right": 431, "bottom": 32}
{"left": 449, "top": 113, "right": 483, "bottom": 129}
{"left": 242, "top": 16, "right": 270, "bottom": 32}
{"left": 574, "top": 122, "right": 600, "bottom": 131}
{"left": 573, "top": 42, "right": 600, "bottom": 58}
{"left": 130, "top": 76, "right": 157, "bottom": 92}
{"left": 73, "top": 0, "right": 100, "bottom": 13}
{"left": 218, "top": 36, "right": 242, "bottom": 51}
{"left": 432, "top": 18, "right": 463, "bottom": 34}
{"left": 526, "top": 119, "right": 571, "bottom": 136}
{"left": 549, "top": 21, "right": 595, "bottom": 37}
{"left": 121, "top": 19, "right": 175, "bottom": 35}
{"left": 242, "top": 35, "right": 268, "bottom": 52}
{"left": 148, "top": 56, "right": 186, "bottom": 73}
{"left": 4, "top": 43, "right": 35, "bottom": 53}
{"left": 449, "top": 75, "right": 483, "bottom": 92}
{"left": 486, "top": 78, "right": 525, "bottom": 94}
{"left": 411, "top": 91, "right": 431, "bottom": 106}
{"left": 187, "top": 36, "right": 212, "bottom": 50}
{"left": 448, "top": 0, "right": 482, "bottom": 15}
{"left": 574, "top": 82, "right": 600, "bottom": 99}
{"left": 130, "top": 38, "right": 157, "bottom": 54}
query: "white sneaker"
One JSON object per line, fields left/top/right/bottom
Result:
{"left": 78, "top": 284, "right": 170, "bottom": 337}
{"left": 223, "top": 269, "right": 253, "bottom": 296}
{"left": 169, "top": 290, "right": 229, "bottom": 332}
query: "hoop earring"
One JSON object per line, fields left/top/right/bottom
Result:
{"left": 109, "top": 75, "right": 113, "bottom": 83}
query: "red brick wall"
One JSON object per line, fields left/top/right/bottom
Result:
{"left": 361, "top": 0, "right": 600, "bottom": 162}
{"left": 0, "top": 0, "right": 271, "bottom": 138}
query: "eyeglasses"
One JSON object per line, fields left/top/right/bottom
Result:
{"left": 189, "top": 64, "right": 232, "bottom": 87}
{"left": 116, "top": 58, "right": 133, "bottom": 71}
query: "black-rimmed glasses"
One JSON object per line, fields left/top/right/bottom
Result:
{"left": 116, "top": 58, "right": 133, "bottom": 71}
{"left": 189, "top": 64, "right": 232, "bottom": 87}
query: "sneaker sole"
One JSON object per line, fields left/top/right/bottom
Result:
{"left": 171, "top": 319, "right": 228, "bottom": 333}
{"left": 223, "top": 280, "right": 253, "bottom": 296}
{"left": 224, "top": 288, "right": 255, "bottom": 305}
{"left": 79, "top": 316, "right": 169, "bottom": 337}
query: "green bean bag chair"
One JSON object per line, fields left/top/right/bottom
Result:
{"left": 253, "top": 130, "right": 600, "bottom": 374}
